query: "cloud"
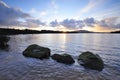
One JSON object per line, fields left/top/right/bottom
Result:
{"left": 0, "top": 0, "right": 119, "bottom": 32}
{"left": 26, "top": 19, "right": 46, "bottom": 27}
{"left": 93, "top": 4, "right": 120, "bottom": 19}
{"left": 28, "top": 0, "right": 59, "bottom": 22}
{"left": 60, "top": 19, "right": 76, "bottom": 28}
{"left": 40, "top": 11, "right": 48, "bottom": 16}
{"left": 0, "top": 1, "right": 46, "bottom": 28}
{"left": 49, "top": 17, "right": 120, "bottom": 32}
{"left": 50, "top": 18, "right": 95, "bottom": 29}
{"left": 50, "top": 19, "right": 59, "bottom": 27}
{"left": 81, "top": 0, "right": 104, "bottom": 13}
{"left": 97, "top": 17, "right": 120, "bottom": 28}
{"left": 60, "top": 18, "right": 96, "bottom": 29}
{"left": 83, "top": 17, "right": 120, "bottom": 32}
{"left": 0, "top": 0, "right": 30, "bottom": 26}
{"left": 84, "top": 17, "right": 95, "bottom": 27}
{"left": 42, "top": 0, "right": 59, "bottom": 15}
{"left": 60, "top": 19, "right": 83, "bottom": 29}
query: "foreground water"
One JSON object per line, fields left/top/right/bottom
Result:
{"left": 0, "top": 34, "right": 120, "bottom": 80}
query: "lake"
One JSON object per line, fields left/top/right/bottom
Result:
{"left": 0, "top": 33, "right": 120, "bottom": 80}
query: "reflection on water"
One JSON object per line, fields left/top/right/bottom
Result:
{"left": 0, "top": 33, "right": 120, "bottom": 80}
{"left": 60, "top": 34, "right": 67, "bottom": 51}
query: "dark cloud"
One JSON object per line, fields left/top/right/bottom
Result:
{"left": 26, "top": 19, "right": 46, "bottom": 27}
{"left": 50, "top": 19, "right": 59, "bottom": 27}
{"left": 0, "top": 1, "right": 46, "bottom": 28}
{"left": 97, "top": 17, "right": 120, "bottom": 28}
{"left": 49, "top": 18, "right": 94, "bottom": 29}
{"left": 60, "top": 19, "right": 77, "bottom": 29}
{"left": 50, "top": 19, "right": 85, "bottom": 29}
{"left": 98, "top": 20, "right": 108, "bottom": 27}
{"left": 49, "top": 17, "right": 120, "bottom": 30}
{"left": 0, "top": 1, "right": 30, "bottom": 26}
{"left": 76, "top": 20, "right": 84, "bottom": 28}
{"left": 84, "top": 17, "right": 95, "bottom": 27}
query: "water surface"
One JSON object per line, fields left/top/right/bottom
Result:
{"left": 0, "top": 34, "right": 120, "bottom": 80}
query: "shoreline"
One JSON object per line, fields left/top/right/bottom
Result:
{"left": 1, "top": 28, "right": 120, "bottom": 35}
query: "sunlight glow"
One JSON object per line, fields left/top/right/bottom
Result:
{"left": 55, "top": 25, "right": 71, "bottom": 32}
{"left": 82, "top": 24, "right": 119, "bottom": 32}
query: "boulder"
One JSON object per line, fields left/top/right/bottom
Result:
{"left": 0, "top": 36, "right": 10, "bottom": 50}
{"left": 51, "top": 54, "right": 75, "bottom": 64}
{"left": 0, "top": 43, "right": 9, "bottom": 49}
{"left": 23, "top": 44, "right": 51, "bottom": 59}
{"left": 0, "top": 36, "right": 10, "bottom": 42}
{"left": 78, "top": 51, "right": 104, "bottom": 71}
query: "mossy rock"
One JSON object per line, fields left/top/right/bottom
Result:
{"left": 23, "top": 44, "right": 51, "bottom": 59}
{"left": 52, "top": 54, "right": 75, "bottom": 64}
{"left": 78, "top": 51, "right": 104, "bottom": 71}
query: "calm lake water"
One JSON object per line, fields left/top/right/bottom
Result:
{"left": 0, "top": 33, "right": 120, "bottom": 80}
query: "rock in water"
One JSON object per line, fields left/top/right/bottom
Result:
{"left": 23, "top": 44, "right": 51, "bottom": 59}
{"left": 78, "top": 51, "right": 104, "bottom": 71}
{"left": 0, "top": 36, "right": 10, "bottom": 50}
{"left": 0, "top": 36, "right": 10, "bottom": 42}
{"left": 51, "top": 54, "right": 75, "bottom": 64}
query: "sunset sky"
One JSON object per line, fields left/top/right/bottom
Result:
{"left": 0, "top": 0, "right": 120, "bottom": 32}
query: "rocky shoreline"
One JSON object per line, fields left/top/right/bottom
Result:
{"left": 0, "top": 36, "right": 104, "bottom": 71}
{"left": 23, "top": 44, "right": 104, "bottom": 71}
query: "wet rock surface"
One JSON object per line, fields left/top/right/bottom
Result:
{"left": 0, "top": 36, "right": 10, "bottom": 50}
{"left": 23, "top": 44, "right": 51, "bottom": 59}
{"left": 52, "top": 54, "right": 75, "bottom": 64}
{"left": 78, "top": 51, "right": 104, "bottom": 71}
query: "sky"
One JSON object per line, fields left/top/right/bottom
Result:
{"left": 0, "top": 0, "right": 120, "bottom": 32}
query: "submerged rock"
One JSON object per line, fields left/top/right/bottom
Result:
{"left": 23, "top": 44, "right": 51, "bottom": 59}
{"left": 0, "top": 36, "right": 10, "bottom": 50}
{"left": 78, "top": 51, "right": 104, "bottom": 71}
{"left": 51, "top": 54, "right": 75, "bottom": 64}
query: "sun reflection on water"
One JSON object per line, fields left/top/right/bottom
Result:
{"left": 60, "top": 34, "right": 67, "bottom": 51}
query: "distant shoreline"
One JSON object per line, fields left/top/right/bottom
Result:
{"left": 0, "top": 28, "right": 119, "bottom": 35}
